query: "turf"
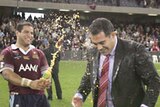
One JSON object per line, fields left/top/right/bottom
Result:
{"left": 0, "top": 61, "right": 159, "bottom": 107}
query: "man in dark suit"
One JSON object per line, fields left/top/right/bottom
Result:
{"left": 72, "top": 18, "right": 160, "bottom": 107}
{"left": 43, "top": 40, "right": 62, "bottom": 100}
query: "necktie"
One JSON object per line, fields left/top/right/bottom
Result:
{"left": 97, "top": 55, "right": 109, "bottom": 107}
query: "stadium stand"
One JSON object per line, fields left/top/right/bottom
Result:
{"left": 22, "top": 0, "right": 160, "bottom": 8}
{"left": 0, "top": 0, "right": 160, "bottom": 60}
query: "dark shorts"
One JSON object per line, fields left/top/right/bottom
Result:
{"left": 9, "top": 94, "right": 50, "bottom": 107}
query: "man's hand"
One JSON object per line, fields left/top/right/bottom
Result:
{"left": 40, "top": 78, "right": 51, "bottom": 89}
{"left": 72, "top": 97, "right": 83, "bottom": 107}
{"left": 29, "top": 79, "right": 51, "bottom": 90}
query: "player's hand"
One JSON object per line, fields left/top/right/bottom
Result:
{"left": 72, "top": 97, "right": 83, "bottom": 107}
{"left": 29, "top": 79, "right": 50, "bottom": 90}
{"left": 41, "top": 78, "right": 51, "bottom": 89}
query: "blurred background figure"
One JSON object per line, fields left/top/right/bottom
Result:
{"left": 42, "top": 39, "right": 62, "bottom": 100}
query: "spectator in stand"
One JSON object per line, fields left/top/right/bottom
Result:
{"left": 0, "top": 13, "right": 160, "bottom": 53}
{"left": 151, "top": 39, "right": 160, "bottom": 52}
{"left": 0, "top": 29, "right": 5, "bottom": 37}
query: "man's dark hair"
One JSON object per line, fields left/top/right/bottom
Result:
{"left": 16, "top": 21, "right": 33, "bottom": 32}
{"left": 89, "top": 18, "right": 114, "bottom": 36}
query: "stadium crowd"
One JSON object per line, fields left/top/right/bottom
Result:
{"left": 0, "top": 12, "right": 160, "bottom": 54}
{"left": 23, "top": 0, "right": 160, "bottom": 8}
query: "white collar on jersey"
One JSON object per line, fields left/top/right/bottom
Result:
{"left": 11, "top": 44, "right": 35, "bottom": 55}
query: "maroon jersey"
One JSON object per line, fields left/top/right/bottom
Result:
{"left": 0, "top": 44, "right": 49, "bottom": 94}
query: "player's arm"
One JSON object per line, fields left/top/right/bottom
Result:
{"left": 1, "top": 69, "right": 47, "bottom": 90}
{"left": 2, "top": 69, "right": 22, "bottom": 86}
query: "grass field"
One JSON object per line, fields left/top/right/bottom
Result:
{"left": 0, "top": 61, "right": 159, "bottom": 107}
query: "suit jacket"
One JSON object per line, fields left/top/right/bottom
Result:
{"left": 77, "top": 38, "right": 160, "bottom": 107}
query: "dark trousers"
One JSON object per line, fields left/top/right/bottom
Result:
{"left": 10, "top": 94, "right": 50, "bottom": 107}
{"left": 47, "top": 63, "right": 62, "bottom": 99}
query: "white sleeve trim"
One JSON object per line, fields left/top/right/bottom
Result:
{"left": 0, "top": 67, "right": 14, "bottom": 73}
{"left": 74, "top": 93, "right": 83, "bottom": 99}
{"left": 140, "top": 104, "right": 148, "bottom": 107}
{"left": 41, "top": 66, "right": 49, "bottom": 75}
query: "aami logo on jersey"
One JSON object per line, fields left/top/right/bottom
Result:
{"left": 18, "top": 64, "right": 38, "bottom": 72}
